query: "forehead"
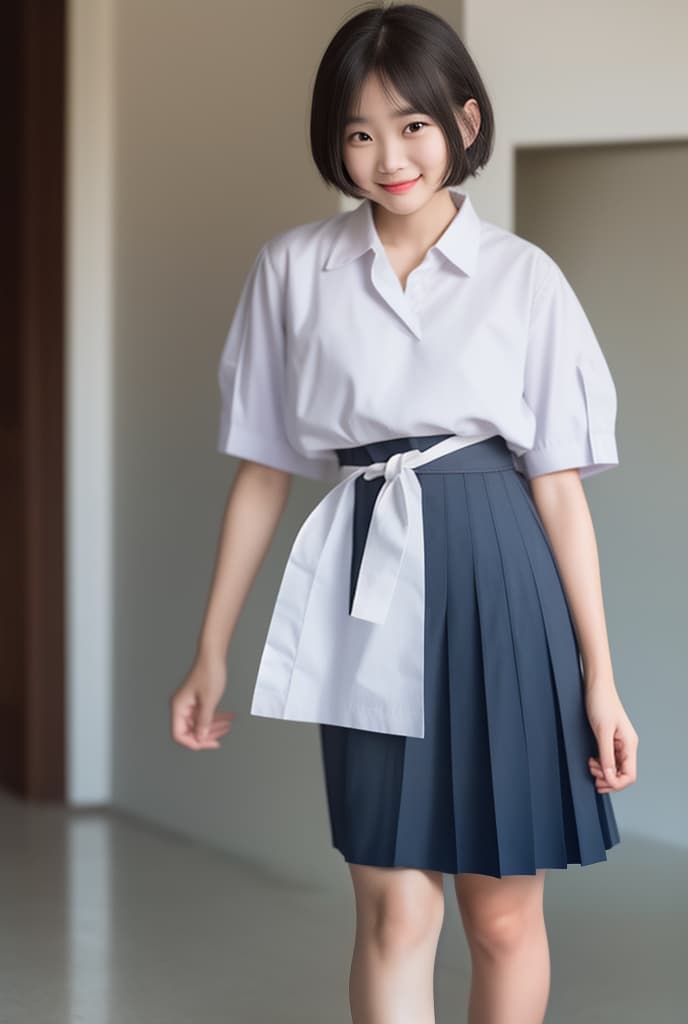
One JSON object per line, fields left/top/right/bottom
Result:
{"left": 346, "top": 72, "right": 421, "bottom": 125}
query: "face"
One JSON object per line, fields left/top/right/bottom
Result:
{"left": 341, "top": 71, "right": 479, "bottom": 211}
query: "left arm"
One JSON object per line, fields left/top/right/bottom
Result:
{"left": 530, "top": 469, "right": 638, "bottom": 792}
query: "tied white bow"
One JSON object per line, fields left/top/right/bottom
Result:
{"left": 348, "top": 447, "right": 434, "bottom": 623}
{"left": 249, "top": 432, "right": 499, "bottom": 739}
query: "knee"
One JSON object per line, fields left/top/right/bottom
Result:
{"left": 366, "top": 892, "right": 444, "bottom": 954}
{"left": 464, "top": 907, "right": 533, "bottom": 958}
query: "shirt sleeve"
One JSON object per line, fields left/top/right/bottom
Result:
{"left": 216, "top": 242, "right": 338, "bottom": 481}
{"left": 514, "top": 257, "right": 620, "bottom": 480}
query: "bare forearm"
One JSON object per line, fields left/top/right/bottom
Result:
{"left": 197, "top": 461, "right": 292, "bottom": 662}
{"left": 529, "top": 469, "right": 617, "bottom": 695}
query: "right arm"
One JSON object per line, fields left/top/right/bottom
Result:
{"left": 170, "top": 459, "right": 292, "bottom": 749}
{"left": 198, "top": 459, "right": 292, "bottom": 662}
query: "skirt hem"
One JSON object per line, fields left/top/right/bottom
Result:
{"left": 331, "top": 840, "right": 621, "bottom": 879}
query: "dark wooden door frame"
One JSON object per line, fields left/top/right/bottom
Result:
{"left": 1, "top": 0, "right": 65, "bottom": 799}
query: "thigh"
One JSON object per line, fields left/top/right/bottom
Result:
{"left": 453, "top": 869, "right": 546, "bottom": 936}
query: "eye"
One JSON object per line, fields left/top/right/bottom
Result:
{"left": 347, "top": 121, "right": 430, "bottom": 144}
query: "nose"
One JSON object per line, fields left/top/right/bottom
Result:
{"left": 376, "top": 141, "right": 409, "bottom": 176}
{"left": 378, "top": 164, "right": 408, "bottom": 177}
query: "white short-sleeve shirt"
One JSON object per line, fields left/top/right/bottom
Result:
{"left": 215, "top": 187, "right": 620, "bottom": 738}
{"left": 216, "top": 186, "right": 619, "bottom": 482}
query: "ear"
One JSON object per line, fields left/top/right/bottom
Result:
{"left": 455, "top": 98, "right": 481, "bottom": 149}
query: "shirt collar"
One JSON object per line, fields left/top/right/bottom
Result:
{"left": 323, "top": 187, "right": 481, "bottom": 276}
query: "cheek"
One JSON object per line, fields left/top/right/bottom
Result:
{"left": 418, "top": 133, "right": 449, "bottom": 165}
{"left": 343, "top": 147, "right": 371, "bottom": 177}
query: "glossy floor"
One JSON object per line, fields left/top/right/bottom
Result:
{"left": 0, "top": 789, "right": 683, "bottom": 1023}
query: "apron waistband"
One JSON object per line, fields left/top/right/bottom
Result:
{"left": 336, "top": 432, "right": 514, "bottom": 474}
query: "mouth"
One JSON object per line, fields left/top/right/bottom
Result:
{"left": 378, "top": 174, "right": 422, "bottom": 194}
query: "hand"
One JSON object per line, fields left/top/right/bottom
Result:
{"left": 584, "top": 682, "right": 639, "bottom": 792}
{"left": 170, "top": 652, "right": 236, "bottom": 751}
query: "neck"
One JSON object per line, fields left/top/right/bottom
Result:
{"left": 372, "top": 188, "right": 461, "bottom": 254}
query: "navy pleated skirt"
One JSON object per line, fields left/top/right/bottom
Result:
{"left": 319, "top": 433, "right": 621, "bottom": 878}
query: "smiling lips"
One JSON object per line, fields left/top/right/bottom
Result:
{"left": 379, "top": 175, "right": 421, "bottom": 194}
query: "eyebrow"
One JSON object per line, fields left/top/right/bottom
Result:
{"left": 343, "top": 105, "right": 424, "bottom": 127}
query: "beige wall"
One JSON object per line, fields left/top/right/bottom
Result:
{"left": 464, "top": 0, "right": 688, "bottom": 224}
{"left": 67, "top": 0, "right": 471, "bottom": 889}
{"left": 108, "top": 0, "right": 350, "bottom": 884}
{"left": 463, "top": 0, "right": 688, "bottom": 855}
{"left": 67, "top": 0, "right": 687, "bottom": 887}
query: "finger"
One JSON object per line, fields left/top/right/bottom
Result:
{"left": 207, "top": 714, "right": 233, "bottom": 729}
{"left": 183, "top": 708, "right": 232, "bottom": 733}
{"left": 172, "top": 718, "right": 231, "bottom": 748}
{"left": 195, "top": 738, "right": 222, "bottom": 749}
{"left": 206, "top": 723, "right": 231, "bottom": 739}
{"left": 589, "top": 766, "right": 612, "bottom": 790}
{"left": 598, "top": 732, "right": 618, "bottom": 787}
{"left": 592, "top": 762, "right": 617, "bottom": 788}
{"left": 170, "top": 701, "right": 227, "bottom": 748}
{"left": 615, "top": 751, "right": 636, "bottom": 784}
{"left": 175, "top": 730, "right": 208, "bottom": 751}
{"left": 195, "top": 707, "right": 217, "bottom": 741}
{"left": 199, "top": 710, "right": 237, "bottom": 738}
{"left": 172, "top": 705, "right": 198, "bottom": 744}
{"left": 592, "top": 772, "right": 612, "bottom": 789}
{"left": 207, "top": 719, "right": 233, "bottom": 733}
{"left": 175, "top": 727, "right": 227, "bottom": 751}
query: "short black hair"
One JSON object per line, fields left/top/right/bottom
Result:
{"left": 309, "top": 2, "right": 495, "bottom": 199}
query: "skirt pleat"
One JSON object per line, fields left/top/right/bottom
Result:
{"left": 319, "top": 434, "right": 621, "bottom": 877}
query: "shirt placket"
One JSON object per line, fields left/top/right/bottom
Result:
{"left": 369, "top": 249, "right": 425, "bottom": 342}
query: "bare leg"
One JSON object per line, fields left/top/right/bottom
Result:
{"left": 347, "top": 863, "right": 445, "bottom": 1024}
{"left": 454, "top": 868, "right": 550, "bottom": 1024}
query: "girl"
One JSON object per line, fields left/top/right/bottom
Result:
{"left": 171, "top": 3, "right": 638, "bottom": 1021}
